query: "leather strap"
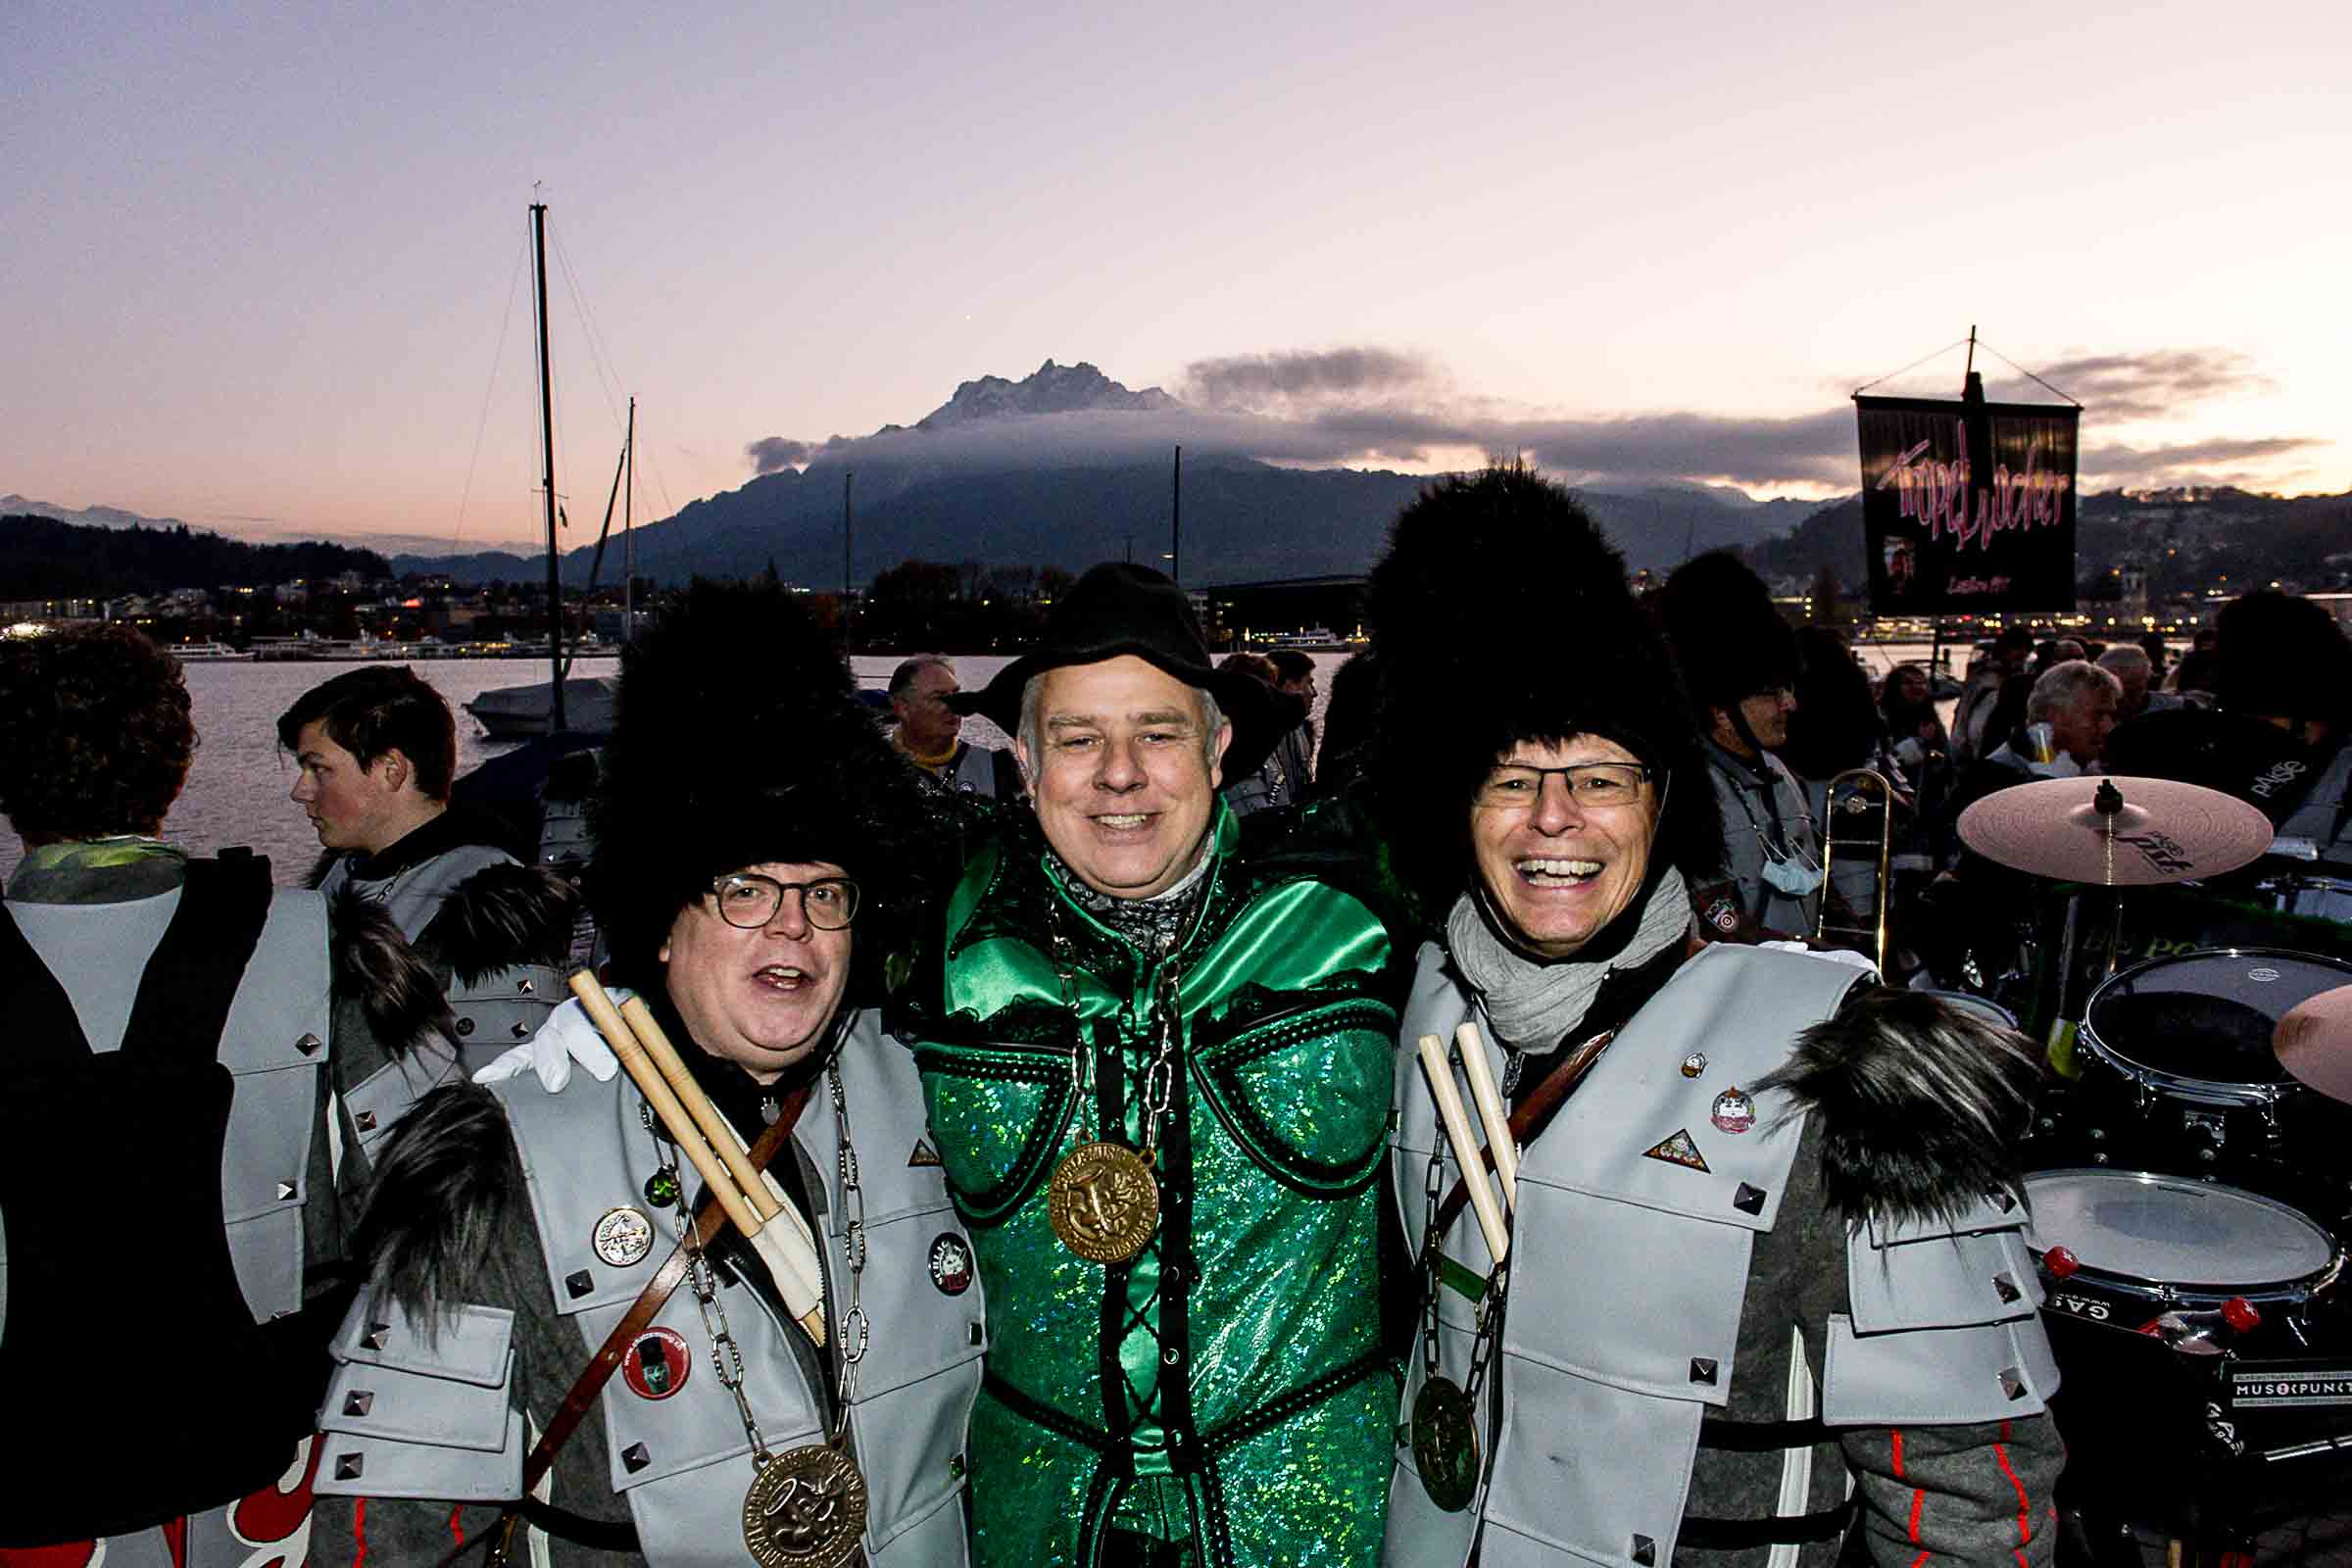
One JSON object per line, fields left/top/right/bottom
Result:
{"left": 518, "top": 1082, "right": 816, "bottom": 1498}
{"left": 1429, "top": 934, "right": 1708, "bottom": 1239}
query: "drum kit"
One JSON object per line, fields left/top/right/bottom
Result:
{"left": 1955, "top": 777, "right": 2352, "bottom": 1554}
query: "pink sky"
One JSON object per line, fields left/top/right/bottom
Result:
{"left": 4, "top": 0, "right": 2346, "bottom": 553}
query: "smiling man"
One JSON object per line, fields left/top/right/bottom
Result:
{"left": 907, "top": 564, "right": 1407, "bottom": 1567}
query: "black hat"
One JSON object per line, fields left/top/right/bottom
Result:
{"left": 1653, "top": 551, "right": 1801, "bottom": 715}
{"left": 589, "top": 580, "right": 946, "bottom": 1000}
{"left": 1362, "top": 466, "right": 1722, "bottom": 917}
{"left": 949, "top": 563, "right": 1302, "bottom": 779}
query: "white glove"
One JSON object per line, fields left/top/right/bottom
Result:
{"left": 1757, "top": 941, "right": 1878, "bottom": 975}
{"left": 472, "top": 990, "right": 630, "bottom": 1092}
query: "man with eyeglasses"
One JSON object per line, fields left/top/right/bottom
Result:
{"left": 1655, "top": 553, "right": 1824, "bottom": 942}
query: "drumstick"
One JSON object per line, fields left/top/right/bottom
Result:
{"left": 618, "top": 995, "right": 781, "bottom": 1223}
{"left": 1453, "top": 1021, "right": 1518, "bottom": 1211}
{"left": 619, "top": 993, "right": 824, "bottom": 1265}
{"left": 567, "top": 973, "right": 828, "bottom": 1344}
{"left": 1417, "top": 1033, "right": 1510, "bottom": 1265}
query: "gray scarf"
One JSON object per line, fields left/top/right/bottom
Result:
{"left": 1446, "top": 865, "right": 1692, "bottom": 1050}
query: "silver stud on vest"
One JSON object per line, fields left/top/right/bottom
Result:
{"left": 1632, "top": 1535, "right": 1657, "bottom": 1565}
{"left": 1732, "top": 1183, "right": 1766, "bottom": 1214}
{"left": 1690, "top": 1357, "right": 1718, "bottom": 1386}
{"left": 275, "top": 1181, "right": 297, "bottom": 1200}
{"left": 295, "top": 1032, "right": 324, "bottom": 1055}
{"left": 1993, "top": 1273, "right": 2022, "bottom": 1303}
{"left": 363, "top": 1322, "right": 391, "bottom": 1351}
{"left": 622, "top": 1443, "right": 652, "bottom": 1473}
{"left": 2000, "top": 1366, "right": 2027, "bottom": 1400}
{"left": 343, "top": 1391, "right": 374, "bottom": 1417}
{"left": 335, "top": 1453, "right": 365, "bottom": 1481}
{"left": 355, "top": 1111, "right": 378, "bottom": 1132}
{"left": 564, "top": 1269, "right": 594, "bottom": 1298}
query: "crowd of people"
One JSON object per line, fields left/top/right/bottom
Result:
{"left": 17, "top": 466, "right": 2351, "bottom": 1566}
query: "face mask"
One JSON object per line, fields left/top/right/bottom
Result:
{"left": 1762, "top": 856, "right": 1824, "bottom": 898}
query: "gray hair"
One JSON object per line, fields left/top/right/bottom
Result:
{"left": 2028, "top": 659, "right": 2121, "bottom": 723}
{"left": 1017, "top": 669, "right": 1226, "bottom": 786}
{"left": 888, "top": 653, "right": 955, "bottom": 699}
{"left": 2096, "top": 646, "right": 2151, "bottom": 680}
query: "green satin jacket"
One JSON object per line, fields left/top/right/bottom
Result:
{"left": 906, "top": 804, "right": 1402, "bottom": 1568}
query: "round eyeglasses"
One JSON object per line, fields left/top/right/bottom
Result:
{"left": 709, "top": 873, "right": 860, "bottom": 931}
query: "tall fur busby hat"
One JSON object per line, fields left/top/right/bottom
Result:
{"left": 1361, "top": 466, "right": 1722, "bottom": 921}
{"left": 1652, "top": 550, "right": 1802, "bottom": 716}
{"left": 588, "top": 580, "right": 944, "bottom": 1001}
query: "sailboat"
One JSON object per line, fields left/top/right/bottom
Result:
{"left": 461, "top": 200, "right": 631, "bottom": 742}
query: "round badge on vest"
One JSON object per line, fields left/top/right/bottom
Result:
{"left": 929, "top": 1232, "right": 974, "bottom": 1296}
{"left": 624, "top": 1327, "right": 692, "bottom": 1399}
{"left": 594, "top": 1205, "right": 656, "bottom": 1267}
{"left": 1710, "top": 1087, "right": 1756, "bottom": 1135}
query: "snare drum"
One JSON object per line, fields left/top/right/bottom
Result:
{"left": 2075, "top": 949, "right": 2352, "bottom": 1177}
{"left": 2025, "top": 1167, "right": 2343, "bottom": 1323}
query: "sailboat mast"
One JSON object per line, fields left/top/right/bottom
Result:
{"left": 531, "top": 201, "right": 566, "bottom": 733}
{"left": 623, "top": 396, "right": 635, "bottom": 644}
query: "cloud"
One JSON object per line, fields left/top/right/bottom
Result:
{"left": 773, "top": 344, "right": 2325, "bottom": 500}
{"left": 745, "top": 436, "right": 814, "bottom": 474}
{"left": 2081, "top": 434, "right": 2329, "bottom": 489}
{"left": 1991, "top": 348, "right": 2272, "bottom": 421}
{"left": 1181, "top": 347, "right": 1438, "bottom": 411}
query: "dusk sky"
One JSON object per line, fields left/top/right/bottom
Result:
{"left": 6, "top": 1, "right": 2347, "bottom": 556}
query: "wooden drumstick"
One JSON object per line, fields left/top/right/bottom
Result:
{"left": 567, "top": 973, "right": 829, "bottom": 1344}
{"left": 619, "top": 993, "right": 823, "bottom": 1264}
{"left": 618, "top": 995, "right": 782, "bottom": 1223}
{"left": 1417, "top": 1033, "right": 1510, "bottom": 1265}
{"left": 1453, "top": 1020, "right": 1518, "bottom": 1211}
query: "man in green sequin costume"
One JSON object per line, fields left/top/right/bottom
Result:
{"left": 906, "top": 564, "right": 1404, "bottom": 1567}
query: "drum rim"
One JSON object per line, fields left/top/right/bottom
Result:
{"left": 2081, "top": 945, "right": 2352, "bottom": 1098}
{"left": 2022, "top": 1165, "right": 2345, "bottom": 1301}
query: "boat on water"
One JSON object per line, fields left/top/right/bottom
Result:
{"left": 465, "top": 675, "right": 621, "bottom": 740}
{"left": 168, "top": 640, "right": 252, "bottom": 662}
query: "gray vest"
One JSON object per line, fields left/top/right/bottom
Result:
{"left": 324, "top": 839, "right": 564, "bottom": 1133}
{"left": 1386, "top": 943, "right": 2056, "bottom": 1568}
{"left": 314, "top": 1010, "right": 984, "bottom": 1567}
{"left": 6, "top": 883, "right": 331, "bottom": 1568}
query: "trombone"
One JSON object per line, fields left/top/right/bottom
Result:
{"left": 1816, "top": 767, "right": 1894, "bottom": 971}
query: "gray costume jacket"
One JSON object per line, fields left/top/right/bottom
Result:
{"left": 1, "top": 848, "right": 444, "bottom": 1563}
{"left": 1387, "top": 941, "right": 2064, "bottom": 1568}
{"left": 310, "top": 1007, "right": 986, "bottom": 1568}
{"left": 317, "top": 809, "right": 575, "bottom": 1164}
{"left": 1703, "top": 744, "right": 1822, "bottom": 940}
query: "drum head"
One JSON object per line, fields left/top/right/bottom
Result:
{"left": 2025, "top": 1168, "right": 2337, "bottom": 1291}
{"left": 2084, "top": 950, "right": 2352, "bottom": 1089}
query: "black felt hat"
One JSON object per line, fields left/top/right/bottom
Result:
{"left": 949, "top": 563, "right": 1302, "bottom": 779}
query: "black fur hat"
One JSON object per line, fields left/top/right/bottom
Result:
{"left": 1361, "top": 466, "right": 1722, "bottom": 920}
{"left": 1653, "top": 550, "right": 1801, "bottom": 715}
{"left": 588, "top": 580, "right": 943, "bottom": 1001}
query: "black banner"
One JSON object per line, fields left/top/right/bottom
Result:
{"left": 1855, "top": 391, "right": 2079, "bottom": 614}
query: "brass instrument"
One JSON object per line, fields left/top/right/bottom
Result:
{"left": 1816, "top": 767, "right": 1894, "bottom": 970}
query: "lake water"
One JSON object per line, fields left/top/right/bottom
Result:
{"left": 0, "top": 651, "right": 1357, "bottom": 885}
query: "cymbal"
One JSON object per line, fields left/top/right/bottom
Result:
{"left": 2277, "top": 985, "right": 2352, "bottom": 1105}
{"left": 1956, "top": 774, "right": 2274, "bottom": 885}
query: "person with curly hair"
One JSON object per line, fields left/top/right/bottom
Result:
{"left": 0, "top": 624, "right": 448, "bottom": 1565}
{"left": 307, "top": 583, "right": 985, "bottom": 1567}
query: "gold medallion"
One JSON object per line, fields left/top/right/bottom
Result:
{"left": 1048, "top": 1141, "right": 1160, "bottom": 1264}
{"left": 742, "top": 1444, "right": 867, "bottom": 1568}
{"left": 1411, "top": 1376, "right": 1480, "bottom": 1513}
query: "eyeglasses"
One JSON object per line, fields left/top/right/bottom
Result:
{"left": 1475, "top": 762, "right": 1652, "bottom": 809}
{"left": 708, "top": 873, "right": 860, "bottom": 931}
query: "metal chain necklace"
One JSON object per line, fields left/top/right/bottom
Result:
{"left": 1043, "top": 899, "right": 1179, "bottom": 1265}
{"left": 640, "top": 1054, "right": 871, "bottom": 1568}
{"left": 1411, "top": 1140, "right": 1508, "bottom": 1513}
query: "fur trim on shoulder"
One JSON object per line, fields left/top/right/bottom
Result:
{"left": 331, "top": 891, "right": 458, "bottom": 1060}
{"left": 352, "top": 1082, "right": 518, "bottom": 1328}
{"left": 414, "top": 861, "right": 579, "bottom": 984}
{"left": 1756, "top": 987, "right": 2042, "bottom": 1229}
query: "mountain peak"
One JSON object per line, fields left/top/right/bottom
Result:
{"left": 915, "top": 360, "right": 1179, "bottom": 430}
